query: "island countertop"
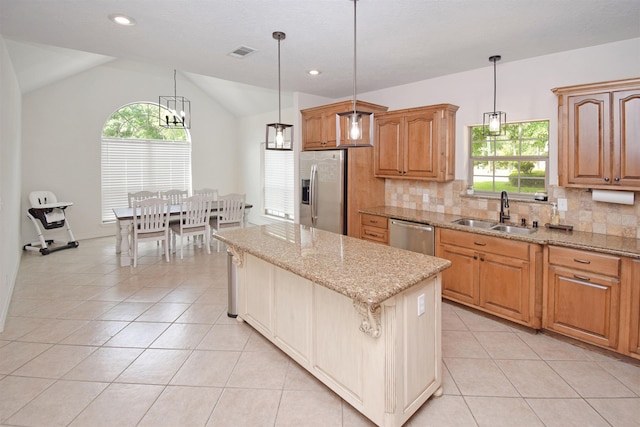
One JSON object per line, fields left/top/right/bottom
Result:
{"left": 215, "top": 223, "right": 451, "bottom": 307}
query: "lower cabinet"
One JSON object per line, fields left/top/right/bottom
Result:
{"left": 544, "top": 246, "right": 622, "bottom": 350}
{"left": 360, "top": 213, "right": 389, "bottom": 244}
{"left": 436, "top": 228, "right": 543, "bottom": 328}
{"left": 628, "top": 259, "right": 640, "bottom": 358}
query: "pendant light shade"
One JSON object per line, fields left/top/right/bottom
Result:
{"left": 159, "top": 69, "right": 191, "bottom": 129}
{"left": 482, "top": 55, "right": 506, "bottom": 136}
{"left": 337, "top": 0, "right": 373, "bottom": 147}
{"left": 266, "top": 31, "right": 293, "bottom": 150}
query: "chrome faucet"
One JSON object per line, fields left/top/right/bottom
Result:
{"left": 500, "top": 190, "right": 510, "bottom": 223}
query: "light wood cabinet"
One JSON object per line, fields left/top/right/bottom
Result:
{"left": 552, "top": 78, "right": 640, "bottom": 190}
{"left": 301, "top": 100, "right": 387, "bottom": 151}
{"left": 436, "top": 228, "right": 542, "bottom": 328}
{"left": 545, "top": 246, "right": 622, "bottom": 349}
{"left": 374, "top": 104, "right": 457, "bottom": 181}
{"left": 628, "top": 259, "right": 640, "bottom": 358}
{"left": 360, "top": 213, "right": 388, "bottom": 244}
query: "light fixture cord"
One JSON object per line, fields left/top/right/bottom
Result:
{"left": 174, "top": 69, "right": 177, "bottom": 98}
{"left": 352, "top": 0, "right": 357, "bottom": 114}
{"left": 492, "top": 59, "right": 497, "bottom": 114}
{"left": 278, "top": 37, "right": 282, "bottom": 123}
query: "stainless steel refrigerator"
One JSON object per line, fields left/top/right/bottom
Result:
{"left": 299, "top": 150, "right": 347, "bottom": 235}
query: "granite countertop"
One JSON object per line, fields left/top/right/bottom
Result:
{"left": 214, "top": 222, "right": 451, "bottom": 306}
{"left": 361, "top": 206, "right": 640, "bottom": 259}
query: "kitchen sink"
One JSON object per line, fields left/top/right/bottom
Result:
{"left": 489, "top": 224, "right": 537, "bottom": 235}
{"left": 452, "top": 218, "right": 496, "bottom": 229}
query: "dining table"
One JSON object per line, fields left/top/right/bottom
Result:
{"left": 112, "top": 203, "right": 252, "bottom": 266}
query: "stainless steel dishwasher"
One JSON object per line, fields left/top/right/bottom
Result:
{"left": 389, "top": 219, "right": 435, "bottom": 256}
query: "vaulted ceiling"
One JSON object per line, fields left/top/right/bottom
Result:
{"left": 2, "top": 0, "right": 639, "bottom": 116}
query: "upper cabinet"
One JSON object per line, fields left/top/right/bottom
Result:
{"left": 301, "top": 100, "right": 388, "bottom": 151}
{"left": 552, "top": 78, "right": 640, "bottom": 190}
{"left": 374, "top": 104, "right": 458, "bottom": 181}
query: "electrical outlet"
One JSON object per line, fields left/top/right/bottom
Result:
{"left": 417, "top": 293, "right": 425, "bottom": 316}
{"left": 557, "top": 198, "right": 568, "bottom": 211}
{"left": 422, "top": 193, "right": 429, "bottom": 203}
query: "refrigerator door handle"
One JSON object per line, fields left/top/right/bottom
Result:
{"left": 310, "top": 163, "right": 318, "bottom": 225}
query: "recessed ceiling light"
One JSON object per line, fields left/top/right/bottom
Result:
{"left": 308, "top": 70, "right": 321, "bottom": 76}
{"left": 108, "top": 14, "right": 136, "bottom": 26}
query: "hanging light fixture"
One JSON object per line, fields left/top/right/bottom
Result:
{"left": 265, "top": 31, "right": 293, "bottom": 150}
{"left": 337, "top": 0, "right": 373, "bottom": 147}
{"left": 482, "top": 55, "right": 506, "bottom": 136}
{"left": 159, "top": 69, "right": 191, "bottom": 129}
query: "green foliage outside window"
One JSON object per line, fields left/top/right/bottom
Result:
{"left": 470, "top": 121, "right": 549, "bottom": 194}
{"left": 102, "top": 103, "right": 187, "bottom": 141}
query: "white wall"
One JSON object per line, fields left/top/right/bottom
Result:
{"left": 20, "top": 60, "right": 240, "bottom": 243}
{"left": 0, "top": 36, "right": 23, "bottom": 331}
{"left": 356, "top": 38, "right": 640, "bottom": 184}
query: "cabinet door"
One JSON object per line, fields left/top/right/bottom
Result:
{"left": 567, "top": 93, "right": 611, "bottom": 186}
{"left": 302, "top": 112, "right": 326, "bottom": 150}
{"left": 478, "top": 252, "right": 530, "bottom": 323}
{"left": 613, "top": 90, "right": 640, "bottom": 186}
{"left": 375, "top": 115, "right": 403, "bottom": 176}
{"left": 404, "top": 111, "right": 438, "bottom": 178}
{"left": 439, "top": 243, "right": 478, "bottom": 305}
{"left": 547, "top": 266, "right": 620, "bottom": 349}
{"left": 629, "top": 259, "right": 640, "bottom": 357}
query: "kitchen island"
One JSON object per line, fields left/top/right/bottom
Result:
{"left": 214, "top": 223, "right": 451, "bottom": 427}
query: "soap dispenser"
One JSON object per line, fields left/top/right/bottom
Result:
{"left": 550, "top": 202, "right": 559, "bottom": 225}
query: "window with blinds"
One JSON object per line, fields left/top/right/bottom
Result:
{"left": 263, "top": 145, "right": 294, "bottom": 220}
{"left": 101, "top": 103, "right": 191, "bottom": 223}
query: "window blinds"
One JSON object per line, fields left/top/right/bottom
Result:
{"left": 101, "top": 138, "right": 192, "bottom": 222}
{"left": 263, "top": 147, "right": 294, "bottom": 220}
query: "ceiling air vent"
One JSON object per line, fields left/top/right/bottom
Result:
{"left": 228, "top": 46, "right": 257, "bottom": 59}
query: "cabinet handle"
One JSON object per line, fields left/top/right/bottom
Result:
{"left": 364, "top": 231, "right": 380, "bottom": 237}
{"left": 480, "top": 257, "right": 485, "bottom": 262}
{"left": 614, "top": 177, "right": 620, "bottom": 182}
{"left": 604, "top": 177, "right": 610, "bottom": 182}
{"left": 370, "top": 220, "right": 378, "bottom": 224}
{"left": 474, "top": 242, "right": 487, "bottom": 246}
{"left": 473, "top": 256, "right": 478, "bottom": 260}
{"left": 573, "top": 258, "right": 591, "bottom": 264}
{"left": 573, "top": 277, "right": 609, "bottom": 290}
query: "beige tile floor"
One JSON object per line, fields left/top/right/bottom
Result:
{"left": 1, "top": 236, "right": 639, "bottom": 426}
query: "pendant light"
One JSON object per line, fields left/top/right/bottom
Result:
{"left": 482, "top": 55, "right": 506, "bottom": 136}
{"left": 265, "top": 31, "right": 293, "bottom": 150}
{"left": 337, "top": 0, "right": 373, "bottom": 147}
{"left": 159, "top": 69, "right": 191, "bottom": 129}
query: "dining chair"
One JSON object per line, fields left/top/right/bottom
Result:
{"left": 130, "top": 197, "right": 170, "bottom": 267}
{"left": 160, "top": 189, "right": 189, "bottom": 205}
{"left": 127, "top": 190, "right": 159, "bottom": 208}
{"left": 194, "top": 188, "right": 218, "bottom": 203}
{"left": 210, "top": 193, "right": 245, "bottom": 252}
{"left": 170, "top": 195, "right": 211, "bottom": 259}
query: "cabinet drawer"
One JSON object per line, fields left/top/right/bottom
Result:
{"left": 361, "top": 226, "right": 388, "bottom": 244}
{"left": 548, "top": 246, "right": 620, "bottom": 278}
{"left": 361, "top": 214, "right": 388, "bottom": 230}
{"left": 439, "top": 228, "right": 529, "bottom": 260}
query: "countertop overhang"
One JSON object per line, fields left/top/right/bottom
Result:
{"left": 360, "top": 206, "right": 640, "bottom": 259}
{"left": 214, "top": 223, "right": 451, "bottom": 307}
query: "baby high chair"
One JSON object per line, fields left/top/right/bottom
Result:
{"left": 23, "top": 190, "right": 79, "bottom": 255}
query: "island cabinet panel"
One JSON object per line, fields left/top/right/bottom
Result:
{"left": 553, "top": 78, "right": 640, "bottom": 190}
{"left": 436, "top": 228, "right": 542, "bottom": 328}
{"left": 544, "top": 246, "right": 621, "bottom": 350}
{"left": 236, "top": 252, "right": 443, "bottom": 427}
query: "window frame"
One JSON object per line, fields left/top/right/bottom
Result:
{"left": 101, "top": 102, "right": 192, "bottom": 223}
{"left": 468, "top": 120, "right": 549, "bottom": 199}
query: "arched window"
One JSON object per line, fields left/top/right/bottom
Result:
{"left": 101, "top": 102, "right": 192, "bottom": 222}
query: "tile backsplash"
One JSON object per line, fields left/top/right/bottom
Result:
{"left": 386, "top": 180, "right": 640, "bottom": 239}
